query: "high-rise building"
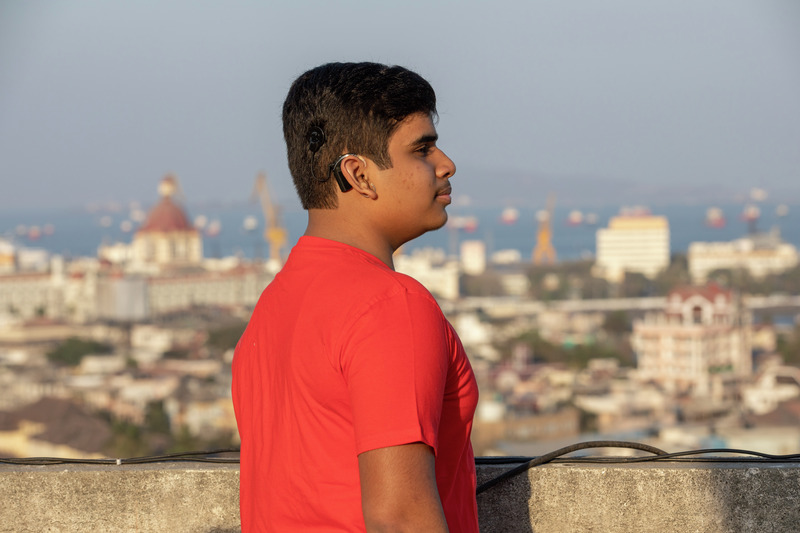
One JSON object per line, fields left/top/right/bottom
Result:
{"left": 460, "top": 240, "right": 486, "bottom": 275}
{"left": 593, "top": 209, "right": 670, "bottom": 283}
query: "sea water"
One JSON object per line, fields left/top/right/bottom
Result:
{"left": 1, "top": 203, "right": 798, "bottom": 263}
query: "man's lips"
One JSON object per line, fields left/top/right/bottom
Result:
{"left": 436, "top": 185, "right": 452, "bottom": 202}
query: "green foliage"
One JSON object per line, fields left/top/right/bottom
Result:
{"left": 777, "top": 327, "right": 800, "bottom": 365}
{"left": 145, "top": 401, "right": 171, "bottom": 435}
{"left": 577, "top": 408, "right": 599, "bottom": 433}
{"left": 707, "top": 265, "right": 800, "bottom": 296}
{"left": 527, "top": 261, "right": 603, "bottom": 300}
{"left": 602, "top": 311, "right": 632, "bottom": 335}
{"left": 163, "top": 348, "right": 190, "bottom": 359}
{"left": 499, "top": 329, "right": 631, "bottom": 369}
{"left": 106, "top": 419, "right": 149, "bottom": 458}
{"left": 653, "top": 253, "right": 691, "bottom": 293}
{"left": 206, "top": 321, "right": 248, "bottom": 352}
{"left": 168, "top": 426, "right": 236, "bottom": 453}
{"left": 102, "top": 409, "right": 235, "bottom": 458}
{"left": 460, "top": 272, "right": 505, "bottom": 297}
{"left": 517, "top": 255, "right": 800, "bottom": 302}
{"left": 620, "top": 272, "right": 653, "bottom": 297}
{"left": 46, "top": 337, "right": 113, "bottom": 366}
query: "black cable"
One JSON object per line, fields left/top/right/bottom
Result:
{"left": 4, "top": 440, "right": 800, "bottom": 493}
{"left": 477, "top": 440, "right": 668, "bottom": 495}
{"left": 475, "top": 441, "right": 800, "bottom": 495}
{"left": 475, "top": 447, "right": 800, "bottom": 466}
{"left": 0, "top": 448, "right": 241, "bottom": 466}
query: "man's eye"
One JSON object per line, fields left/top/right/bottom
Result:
{"left": 417, "top": 145, "right": 433, "bottom": 156}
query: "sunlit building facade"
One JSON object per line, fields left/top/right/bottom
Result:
{"left": 632, "top": 284, "right": 752, "bottom": 397}
{"left": 688, "top": 229, "right": 798, "bottom": 283}
{"left": 593, "top": 210, "right": 670, "bottom": 283}
{"left": 130, "top": 176, "right": 203, "bottom": 271}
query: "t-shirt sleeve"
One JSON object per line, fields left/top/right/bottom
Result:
{"left": 340, "top": 288, "right": 450, "bottom": 456}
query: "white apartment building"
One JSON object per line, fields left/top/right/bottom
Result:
{"left": 593, "top": 210, "right": 670, "bottom": 283}
{"left": 0, "top": 239, "right": 15, "bottom": 273}
{"left": 742, "top": 364, "right": 800, "bottom": 415}
{"left": 688, "top": 228, "right": 798, "bottom": 283}
{"left": 632, "top": 284, "right": 752, "bottom": 397}
{"left": 460, "top": 240, "right": 487, "bottom": 275}
{"left": 395, "top": 248, "right": 460, "bottom": 300}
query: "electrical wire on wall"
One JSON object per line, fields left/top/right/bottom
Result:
{"left": 3, "top": 441, "right": 800, "bottom": 496}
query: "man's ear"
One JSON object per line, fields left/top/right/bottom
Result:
{"left": 341, "top": 156, "right": 377, "bottom": 199}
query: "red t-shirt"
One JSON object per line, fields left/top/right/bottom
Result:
{"left": 232, "top": 236, "right": 479, "bottom": 532}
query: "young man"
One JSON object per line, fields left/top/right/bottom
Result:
{"left": 232, "top": 62, "right": 479, "bottom": 532}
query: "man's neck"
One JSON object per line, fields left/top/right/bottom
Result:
{"left": 305, "top": 209, "right": 395, "bottom": 269}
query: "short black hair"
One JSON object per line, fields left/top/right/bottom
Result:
{"left": 282, "top": 62, "right": 437, "bottom": 209}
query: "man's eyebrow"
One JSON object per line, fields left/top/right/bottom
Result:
{"left": 410, "top": 133, "right": 439, "bottom": 146}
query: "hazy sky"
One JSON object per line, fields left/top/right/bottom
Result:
{"left": 1, "top": 0, "right": 798, "bottom": 212}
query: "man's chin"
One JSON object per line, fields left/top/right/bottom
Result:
{"left": 432, "top": 212, "right": 449, "bottom": 232}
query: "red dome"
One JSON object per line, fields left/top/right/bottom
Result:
{"left": 137, "top": 196, "right": 195, "bottom": 233}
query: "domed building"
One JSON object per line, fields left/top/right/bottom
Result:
{"left": 131, "top": 176, "right": 203, "bottom": 268}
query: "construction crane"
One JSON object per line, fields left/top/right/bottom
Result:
{"left": 252, "top": 172, "right": 287, "bottom": 264}
{"left": 532, "top": 193, "right": 557, "bottom": 265}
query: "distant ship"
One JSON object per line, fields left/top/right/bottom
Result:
{"left": 194, "top": 215, "right": 208, "bottom": 230}
{"left": 450, "top": 215, "right": 479, "bottom": 233}
{"left": 462, "top": 216, "right": 478, "bottom": 233}
{"left": 205, "top": 220, "right": 221, "bottom": 237}
{"left": 243, "top": 215, "right": 258, "bottom": 232}
{"left": 740, "top": 204, "right": 760, "bottom": 222}
{"left": 27, "top": 226, "right": 41, "bottom": 241}
{"left": 740, "top": 204, "right": 760, "bottom": 233}
{"left": 705, "top": 207, "right": 726, "bottom": 228}
{"left": 500, "top": 207, "right": 519, "bottom": 225}
{"left": 130, "top": 208, "right": 147, "bottom": 223}
{"left": 620, "top": 206, "right": 651, "bottom": 217}
{"left": 566, "top": 210, "right": 583, "bottom": 226}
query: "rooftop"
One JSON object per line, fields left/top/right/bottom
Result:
{"left": 137, "top": 195, "right": 195, "bottom": 234}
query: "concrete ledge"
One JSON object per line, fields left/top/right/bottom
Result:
{"left": 1, "top": 463, "right": 240, "bottom": 533}
{"left": 2, "top": 461, "right": 799, "bottom": 532}
{"left": 477, "top": 461, "right": 800, "bottom": 533}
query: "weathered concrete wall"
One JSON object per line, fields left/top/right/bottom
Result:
{"left": 2, "top": 463, "right": 239, "bottom": 533}
{"left": 476, "top": 462, "right": 800, "bottom": 533}
{"left": 2, "top": 461, "right": 799, "bottom": 532}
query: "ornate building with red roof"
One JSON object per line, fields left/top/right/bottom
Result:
{"left": 131, "top": 176, "right": 203, "bottom": 269}
{"left": 632, "top": 283, "right": 752, "bottom": 398}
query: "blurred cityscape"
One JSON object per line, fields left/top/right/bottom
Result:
{"left": 2, "top": 175, "right": 800, "bottom": 459}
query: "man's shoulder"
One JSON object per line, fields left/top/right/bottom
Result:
{"left": 288, "top": 236, "right": 436, "bottom": 299}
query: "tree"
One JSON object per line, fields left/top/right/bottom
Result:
{"left": 777, "top": 327, "right": 800, "bottom": 366}
{"left": 207, "top": 321, "right": 248, "bottom": 352}
{"left": 47, "top": 337, "right": 113, "bottom": 366}
{"left": 145, "top": 401, "right": 171, "bottom": 435}
{"left": 106, "top": 419, "right": 149, "bottom": 458}
{"left": 602, "top": 311, "right": 631, "bottom": 336}
{"left": 460, "top": 272, "right": 504, "bottom": 297}
{"left": 498, "top": 329, "right": 632, "bottom": 369}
